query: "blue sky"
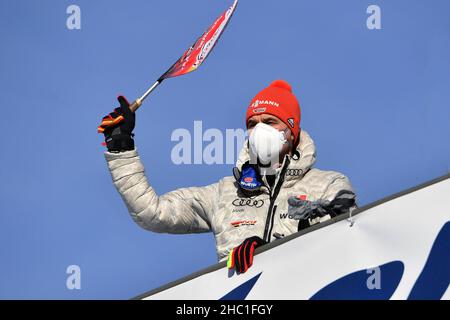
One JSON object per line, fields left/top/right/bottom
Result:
{"left": 0, "top": 0, "right": 449, "bottom": 299}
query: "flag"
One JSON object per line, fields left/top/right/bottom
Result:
{"left": 160, "top": 0, "right": 238, "bottom": 80}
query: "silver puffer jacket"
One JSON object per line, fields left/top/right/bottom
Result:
{"left": 105, "top": 130, "right": 356, "bottom": 261}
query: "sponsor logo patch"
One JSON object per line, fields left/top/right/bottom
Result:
{"left": 250, "top": 99, "right": 280, "bottom": 108}
{"left": 285, "top": 169, "right": 304, "bottom": 177}
{"left": 252, "top": 107, "right": 266, "bottom": 114}
{"left": 287, "top": 118, "right": 295, "bottom": 128}
{"left": 231, "top": 220, "right": 257, "bottom": 228}
{"left": 232, "top": 198, "right": 265, "bottom": 208}
{"left": 279, "top": 212, "right": 295, "bottom": 220}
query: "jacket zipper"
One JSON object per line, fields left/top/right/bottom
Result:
{"left": 267, "top": 205, "right": 278, "bottom": 241}
{"left": 262, "top": 159, "right": 290, "bottom": 242}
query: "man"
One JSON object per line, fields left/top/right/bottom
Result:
{"left": 98, "top": 80, "right": 356, "bottom": 274}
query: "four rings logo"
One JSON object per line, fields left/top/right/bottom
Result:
{"left": 232, "top": 198, "right": 264, "bottom": 208}
{"left": 285, "top": 169, "right": 303, "bottom": 177}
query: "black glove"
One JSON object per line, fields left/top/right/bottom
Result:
{"left": 287, "top": 197, "right": 331, "bottom": 221}
{"left": 288, "top": 190, "right": 356, "bottom": 221}
{"left": 227, "top": 236, "right": 267, "bottom": 273}
{"left": 98, "top": 96, "right": 135, "bottom": 152}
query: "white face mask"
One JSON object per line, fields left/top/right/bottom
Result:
{"left": 249, "top": 122, "right": 288, "bottom": 167}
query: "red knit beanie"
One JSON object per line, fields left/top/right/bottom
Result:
{"left": 246, "top": 80, "right": 301, "bottom": 145}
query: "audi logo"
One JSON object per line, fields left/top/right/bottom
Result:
{"left": 232, "top": 198, "right": 264, "bottom": 208}
{"left": 285, "top": 169, "right": 303, "bottom": 176}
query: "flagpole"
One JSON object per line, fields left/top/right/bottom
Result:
{"left": 129, "top": 80, "right": 163, "bottom": 112}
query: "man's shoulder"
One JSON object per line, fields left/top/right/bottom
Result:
{"left": 218, "top": 175, "right": 237, "bottom": 186}
{"left": 303, "top": 168, "right": 350, "bottom": 183}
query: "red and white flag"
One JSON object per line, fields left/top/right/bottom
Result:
{"left": 160, "top": 0, "right": 239, "bottom": 80}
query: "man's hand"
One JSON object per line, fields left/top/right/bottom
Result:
{"left": 287, "top": 196, "right": 332, "bottom": 220}
{"left": 227, "top": 236, "right": 267, "bottom": 273}
{"left": 98, "top": 96, "right": 136, "bottom": 152}
{"left": 288, "top": 191, "right": 356, "bottom": 221}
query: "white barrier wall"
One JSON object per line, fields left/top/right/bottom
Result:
{"left": 139, "top": 175, "right": 450, "bottom": 300}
